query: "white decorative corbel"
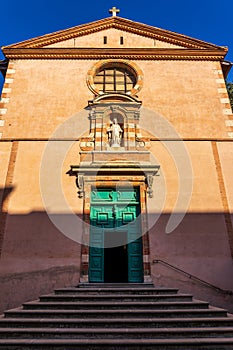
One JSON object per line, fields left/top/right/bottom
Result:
{"left": 146, "top": 174, "right": 154, "bottom": 198}
{"left": 76, "top": 174, "right": 84, "bottom": 198}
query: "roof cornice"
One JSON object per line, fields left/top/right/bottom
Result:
{"left": 2, "top": 48, "right": 227, "bottom": 61}
{"left": 2, "top": 17, "right": 227, "bottom": 52}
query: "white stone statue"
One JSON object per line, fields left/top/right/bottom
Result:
{"left": 108, "top": 118, "right": 123, "bottom": 147}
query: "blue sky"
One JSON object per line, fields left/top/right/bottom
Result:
{"left": 1, "top": 0, "right": 233, "bottom": 87}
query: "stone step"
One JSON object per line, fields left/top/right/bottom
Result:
{"left": 55, "top": 287, "right": 179, "bottom": 295}
{"left": 78, "top": 283, "right": 155, "bottom": 289}
{"left": 1, "top": 326, "right": 233, "bottom": 339}
{"left": 1, "top": 317, "right": 233, "bottom": 329}
{"left": 0, "top": 337, "right": 233, "bottom": 349}
{"left": 22, "top": 300, "right": 209, "bottom": 310}
{"left": 39, "top": 293, "right": 193, "bottom": 302}
{"left": 4, "top": 308, "right": 228, "bottom": 319}
{"left": 1, "top": 283, "right": 233, "bottom": 349}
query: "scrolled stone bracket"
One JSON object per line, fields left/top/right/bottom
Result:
{"left": 135, "top": 135, "right": 151, "bottom": 150}
{"left": 76, "top": 173, "right": 85, "bottom": 198}
{"left": 146, "top": 174, "right": 154, "bottom": 198}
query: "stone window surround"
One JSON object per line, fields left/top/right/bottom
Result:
{"left": 86, "top": 59, "right": 144, "bottom": 97}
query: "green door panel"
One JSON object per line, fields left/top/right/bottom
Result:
{"left": 89, "top": 188, "right": 143, "bottom": 283}
{"left": 91, "top": 188, "right": 140, "bottom": 204}
{"left": 89, "top": 226, "right": 104, "bottom": 283}
{"left": 124, "top": 207, "right": 143, "bottom": 283}
{"left": 128, "top": 238, "right": 143, "bottom": 282}
{"left": 89, "top": 206, "right": 114, "bottom": 283}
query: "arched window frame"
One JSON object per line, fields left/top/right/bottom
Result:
{"left": 87, "top": 60, "right": 143, "bottom": 96}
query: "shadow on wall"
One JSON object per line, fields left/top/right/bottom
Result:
{"left": 150, "top": 211, "right": 233, "bottom": 312}
{"left": 0, "top": 186, "right": 14, "bottom": 212}
{"left": 0, "top": 187, "right": 81, "bottom": 314}
{"left": 0, "top": 186, "right": 233, "bottom": 313}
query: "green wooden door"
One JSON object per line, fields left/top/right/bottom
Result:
{"left": 89, "top": 205, "right": 114, "bottom": 283}
{"left": 120, "top": 204, "right": 143, "bottom": 283}
{"left": 89, "top": 188, "right": 143, "bottom": 283}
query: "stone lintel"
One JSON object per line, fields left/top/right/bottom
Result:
{"left": 68, "top": 163, "right": 159, "bottom": 176}
{"left": 67, "top": 162, "right": 159, "bottom": 199}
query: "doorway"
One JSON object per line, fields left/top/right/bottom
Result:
{"left": 89, "top": 188, "right": 143, "bottom": 283}
{"left": 104, "top": 244, "right": 128, "bottom": 282}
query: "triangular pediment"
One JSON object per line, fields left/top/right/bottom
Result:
{"left": 2, "top": 16, "right": 226, "bottom": 51}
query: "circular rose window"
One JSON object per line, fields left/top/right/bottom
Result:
{"left": 87, "top": 60, "right": 143, "bottom": 96}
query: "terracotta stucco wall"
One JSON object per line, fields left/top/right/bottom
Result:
{"left": 148, "top": 140, "right": 233, "bottom": 289}
{"left": 217, "top": 142, "right": 233, "bottom": 216}
{"left": 0, "top": 59, "right": 231, "bottom": 139}
{"left": 0, "top": 60, "right": 91, "bottom": 139}
{"left": 0, "top": 143, "right": 11, "bottom": 188}
{"left": 0, "top": 141, "right": 82, "bottom": 311}
{"left": 1, "top": 140, "right": 82, "bottom": 263}
{"left": 139, "top": 60, "right": 231, "bottom": 138}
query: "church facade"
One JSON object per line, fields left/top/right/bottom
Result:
{"left": 0, "top": 10, "right": 233, "bottom": 312}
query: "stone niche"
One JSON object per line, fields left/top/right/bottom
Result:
{"left": 68, "top": 96, "right": 160, "bottom": 200}
{"left": 79, "top": 98, "right": 152, "bottom": 164}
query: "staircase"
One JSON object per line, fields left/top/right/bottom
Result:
{"left": 1, "top": 283, "right": 233, "bottom": 349}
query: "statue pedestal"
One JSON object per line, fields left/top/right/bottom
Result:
{"left": 106, "top": 145, "right": 125, "bottom": 151}
{"left": 80, "top": 150, "right": 151, "bottom": 164}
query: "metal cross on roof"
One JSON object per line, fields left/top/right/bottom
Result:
{"left": 109, "top": 6, "right": 120, "bottom": 17}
